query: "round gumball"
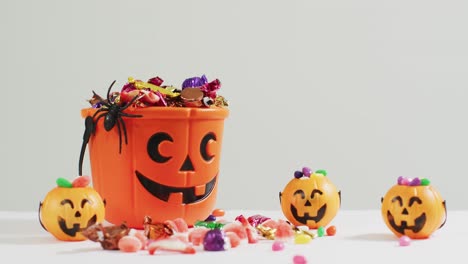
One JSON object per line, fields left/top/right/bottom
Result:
{"left": 381, "top": 177, "right": 446, "bottom": 239}
{"left": 39, "top": 177, "right": 105, "bottom": 241}
{"left": 279, "top": 168, "right": 341, "bottom": 229}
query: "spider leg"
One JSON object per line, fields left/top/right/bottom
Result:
{"left": 106, "top": 80, "right": 117, "bottom": 102}
{"left": 92, "top": 108, "right": 105, "bottom": 119}
{"left": 78, "top": 116, "right": 95, "bottom": 176}
{"left": 120, "top": 94, "right": 142, "bottom": 111}
{"left": 79, "top": 111, "right": 107, "bottom": 176}
{"left": 118, "top": 115, "right": 129, "bottom": 146}
{"left": 116, "top": 116, "right": 123, "bottom": 154}
{"left": 120, "top": 112, "right": 143, "bottom": 118}
{"left": 93, "top": 112, "right": 108, "bottom": 126}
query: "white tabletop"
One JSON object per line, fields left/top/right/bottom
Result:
{"left": 0, "top": 210, "right": 466, "bottom": 264}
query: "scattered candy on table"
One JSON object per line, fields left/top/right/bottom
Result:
{"left": 317, "top": 226, "right": 325, "bottom": 237}
{"left": 326, "top": 225, "right": 337, "bottom": 236}
{"left": 188, "top": 227, "right": 210, "bottom": 246}
{"left": 118, "top": 236, "right": 142, "bottom": 253}
{"left": 203, "top": 229, "right": 229, "bottom": 251}
{"left": 247, "top": 214, "right": 271, "bottom": 227}
{"left": 293, "top": 254, "right": 308, "bottom": 264}
{"left": 78, "top": 210, "right": 339, "bottom": 255}
{"left": 225, "top": 232, "right": 241, "bottom": 248}
{"left": 294, "top": 233, "right": 312, "bottom": 244}
{"left": 399, "top": 235, "right": 411, "bottom": 246}
{"left": 143, "top": 216, "right": 173, "bottom": 241}
{"left": 81, "top": 223, "right": 130, "bottom": 250}
{"left": 272, "top": 240, "right": 285, "bottom": 251}
{"left": 212, "top": 208, "right": 226, "bottom": 217}
{"left": 148, "top": 238, "right": 196, "bottom": 255}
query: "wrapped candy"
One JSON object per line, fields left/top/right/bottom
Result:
{"left": 203, "top": 229, "right": 229, "bottom": 251}
{"left": 81, "top": 223, "right": 130, "bottom": 250}
{"left": 143, "top": 216, "right": 174, "bottom": 240}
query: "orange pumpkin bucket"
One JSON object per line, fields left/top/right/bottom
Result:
{"left": 79, "top": 76, "right": 229, "bottom": 228}
{"left": 381, "top": 176, "right": 446, "bottom": 239}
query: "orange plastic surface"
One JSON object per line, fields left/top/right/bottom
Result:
{"left": 81, "top": 107, "right": 228, "bottom": 228}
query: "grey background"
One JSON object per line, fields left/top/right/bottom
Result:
{"left": 1, "top": 0, "right": 467, "bottom": 212}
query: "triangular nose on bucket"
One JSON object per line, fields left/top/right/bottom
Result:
{"left": 180, "top": 156, "right": 195, "bottom": 171}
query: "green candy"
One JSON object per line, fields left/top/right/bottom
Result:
{"left": 317, "top": 226, "right": 325, "bottom": 237}
{"left": 194, "top": 220, "right": 225, "bottom": 229}
{"left": 315, "top": 170, "right": 327, "bottom": 176}
{"left": 420, "top": 178, "right": 431, "bottom": 186}
{"left": 56, "top": 177, "right": 73, "bottom": 188}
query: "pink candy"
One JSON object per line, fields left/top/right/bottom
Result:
{"left": 293, "top": 255, "right": 307, "bottom": 264}
{"left": 261, "top": 219, "right": 279, "bottom": 229}
{"left": 271, "top": 241, "right": 285, "bottom": 251}
{"left": 275, "top": 222, "right": 295, "bottom": 240}
{"left": 223, "top": 222, "right": 248, "bottom": 240}
{"left": 235, "top": 215, "right": 258, "bottom": 244}
{"left": 173, "top": 218, "right": 189, "bottom": 233}
{"left": 164, "top": 218, "right": 189, "bottom": 233}
{"left": 399, "top": 235, "right": 411, "bottom": 246}
{"left": 72, "top": 176, "right": 90, "bottom": 187}
{"left": 225, "top": 231, "right": 241, "bottom": 248}
{"left": 188, "top": 227, "right": 210, "bottom": 246}
{"left": 133, "top": 230, "right": 148, "bottom": 250}
{"left": 148, "top": 238, "right": 196, "bottom": 255}
{"left": 118, "top": 236, "right": 142, "bottom": 253}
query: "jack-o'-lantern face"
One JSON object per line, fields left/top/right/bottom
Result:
{"left": 135, "top": 131, "right": 217, "bottom": 205}
{"left": 381, "top": 177, "right": 446, "bottom": 239}
{"left": 280, "top": 169, "right": 341, "bottom": 229}
{"left": 84, "top": 107, "right": 228, "bottom": 227}
{"left": 39, "top": 181, "right": 105, "bottom": 241}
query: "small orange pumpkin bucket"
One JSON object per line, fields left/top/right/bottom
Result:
{"left": 79, "top": 76, "right": 229, "bottom": 228}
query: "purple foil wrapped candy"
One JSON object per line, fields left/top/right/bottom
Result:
{"left": 182, "top": 74, "right": 208, "bottom": 89}
{"left": 203, "top": 229, "right": 227, "bottom": 251}
{"left": 247, "top": 214, "right": 271, "bottom": 227}
{"left": 201, "top": 79, "right": 221, "bottom": 98}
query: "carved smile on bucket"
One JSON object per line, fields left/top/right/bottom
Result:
{"left": 290, "top": 203, "right": 327, "bottom": 225}
{"left": 136, "top": 170, "right": 217, "bottom": 204}
{"left": 58, "top": 214, "right": 97, "bottom": 237}
{"left": 387, "top": 210, "right": 426, "bottom": 235}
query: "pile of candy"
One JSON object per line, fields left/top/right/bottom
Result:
{"left": 397, "top": 176, "right": 430, "bottom": 186}
{"left": 81, "top": 209, "right": 337, "bottom": 256}
{"left": 87, "top": 75, "right": 228, "bottom": 109}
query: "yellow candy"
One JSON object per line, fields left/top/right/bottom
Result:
{"left": 294, "top": 233, "right": 312, "bottom": 244}
{"left": 128, "top": 77, "right": 180, "bottom": 97}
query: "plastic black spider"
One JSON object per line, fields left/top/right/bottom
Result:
{"left": 78, "top": 80, "right": 142, "bottom": 176}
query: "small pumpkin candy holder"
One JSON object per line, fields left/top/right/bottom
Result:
{"left": 279, "top": 167, "right": 341, "bottom": 229}
{"left": 39, "top": 176, "right": 106, "bottom": 241}
{"left": 380, "top": 176, "right": 447, "bottom": 239}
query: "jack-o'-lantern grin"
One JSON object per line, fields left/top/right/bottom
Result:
{"left": 290, "top": 203, "right": 327, "bottom": 225}
{"left": 136, "top": 170, "right": 217, "bottom": 204}
{"left": 387, "top": 210, "right": 426, "bottom": 235}
{"left": 58, "top": 214, "right": 97, "bottom": 237}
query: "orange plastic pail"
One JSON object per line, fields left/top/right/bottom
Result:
{"left": 81, "top": 107, "right": 229, "bottom": 228}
